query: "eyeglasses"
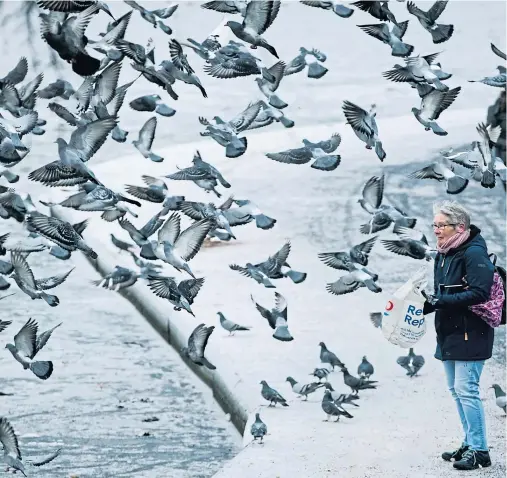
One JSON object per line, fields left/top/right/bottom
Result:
{"left": 432, "top": 223, "right": 457, "bottom": 230}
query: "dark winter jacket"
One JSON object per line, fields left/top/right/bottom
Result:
{"left": 427, "top": 225, "right": 495, "bottom": 361}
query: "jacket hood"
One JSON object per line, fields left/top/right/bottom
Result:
{"left": 451, "top": 224, "right": 487, "bottom": 254}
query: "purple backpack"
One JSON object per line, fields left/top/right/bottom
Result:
{"left": 469, "top": 271, "right": 506, "bottom": 328}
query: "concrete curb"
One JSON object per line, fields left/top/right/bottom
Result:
{"left": 49, "top": 205, "right": 250, "bottom": 435}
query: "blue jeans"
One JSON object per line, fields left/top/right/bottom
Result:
{"left": 443, "top": 360, "right": 488, "bottom": 451}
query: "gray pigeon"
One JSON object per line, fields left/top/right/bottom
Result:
{"left": 250, "top": 413, "right": 268, "bottom": 443}
{"left": 490, "top": 384, "right": 506, "bottom": 414}
{"left": 119, "top": 210, "right": 165, "bottom": 247}
{"left": 255, "top": 240, "right": 307, "bottom": 284}
{"left": 5, "top": 318, "right": 59, "bottom": 380}
{"left": 358, "top": 21, "right": 413, "bottom": 57}
{"left": 129, "top": 94, "right": 176, "bottom": 117}
{"left": 124, "top": 0, "right": 177, "bottom": 32}
{"left": 326, "top": 269, "right": 382, "bottom": 295}
{"left": 251, "top": 292, "right": 293, "bottom": 341}
{"left": 36, "top": 0, "right": 114, "bottom": 17}
{"left": 125, "top": 176, "right": 184, "bottom": 209}
{"left": 383, "top": 53, "right": 451, "bottom": 91}
{"left": 9, "top": 252, "right": 73, "bottom": 307}
{"left": 358, "top": 174, "right": 417, "bottom": 234}
{"left": 225, "top": 1, "right": 281, "bottom": 58}
{"left": 255, "top": 60, "right": 288, "bottom": 109}
{"left": 201, "top": 0, "right": 248, "bottom": 16}
{"left": 321, "top": 390, "right": 354, "bottom": 421}
{"left": 39, "top": 5, "right": 102, "bottom": 76}
{"left": 229, "top": 199, "right": 276, "bottom": 230}
{"left": 0, "top": 111, "right": 38, "bottom": 151}
{"left": 412, "top": 86, "right": 461, "bottom": 136}
{"left": 230, "top": 263, "right": 276, "bottom": 288}
{"left": 319, "top": 342, "right": 344, "bottom": 370}
{"left": 133, "top": 116, "right": 164, "bottom": 162}
{"left": 110, "top": 233, "right": 136, "bottom": 254}
{"left": 343, "top": 100, "right": 386, "bottom": 161}
{"left": 382, "top": 224, "right": 437, "bottom": 261}
{"left": 182, "top": 323, "right": 216, "bottom": 370}
{"left": 0, "top": 416, "right": 62, "bottom": 476}
{"left": 397, "top": 348, "right": 425, "bottom": 377}
{"left": 218, "top": 312, "right": 251, "bottom": 335}
{"left": 91, "top": 266, "right": 139, "bottom": 292}
{"left": 406, "top": 1, "right": 454, "bottom": 44}
{"left": 491, "top": 42, "right": 507, "bottom": 61}
{"left": 341, "top": 367, "right": 378, "bottom": 394}
{"left": 25, "top": 213, "right": 97, "bottom": 259}
{"left": 357, "top": 356, "right": 374, "bottom": 378}
{"left": 469, "top": 67, "right": 506, "bottom": 88}
{"left": 310, "top": 367, "right": 330, "bottom": 382}
{"left": 322, "top": 383, "right": 360, "bottom": 407}
{"left": 351, "top": 1, "right": 398, "bottom": 24}
{"left": 260, "top": 380, "right": 288, "bottom": 406}
{"left": 140, "top": 213, "right": 215, "bottom": 278}
{"left": 300, "top": 1, "right": 354, "bottom": 18}
{"left": 286, "top": 376, "right": 324, "bottom": 400}
{"left": 147, "top": 275, "right": 205, "bottom": 316}
{"left": 0, "top": 57, "right": 28, "bottom": 90}
{"left": 284, "top": 47, "right": 328, "bottom": 79}
{"left": 318, "top": 236, "right": 377, "bottom": 272}
{"left": 88, "top": 10, "right": 133, "bottom": 61}
{"left": 408, "top": 158, "right": 469, "bottom": 195}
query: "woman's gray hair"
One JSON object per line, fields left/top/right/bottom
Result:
{"left": 433, "top": 200, "right": 471, "bottom": 229}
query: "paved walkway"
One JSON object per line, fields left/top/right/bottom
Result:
{"left": 0, "top": 225, "right": 239, "bottom": 478}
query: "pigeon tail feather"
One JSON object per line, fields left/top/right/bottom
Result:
{"left": 446, "top": 175, "right": 469, "bottom": 195}
{"left": 307, "top": 62, "right": 328, "bottom": 79}
{"left": 430, "top": 23, "right": 454, "bottom": 44}
{"left": 285, "top": 269, "right": 307, "bottom": 284}
{"left": 30, "top": 360, "right": 53, "bottom": 380}
{"left": 255, "top": 214, "right": 276, "bottom": 230}
{"left": 41, "top": 292, "right": 59, "bottom": 307}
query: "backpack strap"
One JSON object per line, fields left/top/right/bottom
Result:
{"left": 489, "top": 253, "right": 498, "bottom": 266}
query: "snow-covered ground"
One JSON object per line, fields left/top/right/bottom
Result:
{"left": 1, "top": 1, "right": 505, "bottom": 477}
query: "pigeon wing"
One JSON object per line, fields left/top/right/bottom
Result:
{"left": 229, "top": 101, "right": 262, "bottom": 132}
{"left": 36, "top": 267, "right": 74, "bottom": 290}
{"left": 35, "top": 322, "right": 62, "bottom": 354}
{"left": 158, "top": 213, "right": 181, "bottom": 245}
{"left": 1, "top": 57, "right": 28, "bottom": 85}
{"left": 406, "top": 1, "right": 427, "bottom": 21}
{"left": 179, "top": 201, "right": 208, "bottom": 221}
{"left": 381, "top": 239, "right": 423, "bottom": 258}
{"left": 433, "top": 86, "right": 461, "bottom": 120}
{"left": 142, "top": 175, "right": 166, "bottom": 189}
{"left": 369, "top": 312, "right": 383, "bottom": 328}
{"left": 342, "top": 100, "right": 373, "bottom": 136}
{"left": 67, "top": 3, "right": 100, "bottom": 39}
{"left": 318, "top": 252, "right": 352, "bottom": 271}
{"left": 326, "top": 274, "right": 361, "bottom": 295}
{"left": 491, "top": 42, "right": 507, "bottom": 61}
{"left": 68, "top": 117, "right": 117, "bottom": 162}
{"left": 274, "top": 292, "right": 288, "bottom": 320}
{"left": 251, "top": 294, "right": 276, "bottom": 328}
{"left": 358, "top": 23, "right": 391, "bottom": 43}
{"left": 178, "top": 277, "right": 205, "bottom": 301}
{"left": 362, "top": 174, "right": 385, "bottom": 209}
{"left": 350, "top": 236, "right": 378, "bottom": 258}
{"left": 427, "top": 0, "right": 449, "bottom": 22}
{"left": 138, "top": 116, "right": 157, "bottom": 150}
{"left": 222, "top": 208, "right": 252, "bottom": 226}
{"left": 189, "top": 324, "right": 214, "bottom": 358}
{"left": 244, "top": 0, "right": 280, "bottom": 35}
{"left": 25, "top": 215, "right": 78, "bottom": 249}
{"left": 94, "top": 61, "right": 122, "bottom": 105}
{"left": 10, "top": 252, "right": 37, "bottom": 289}
{"left": 147, "top": 276, "right": 179, "bottom": 300}
{"left": 166, "top": 167, "right": 211, "bottom": 181}
{"left": 266, "top": 147, "right": 312, "bottom": 164}
{"left": 392, "top": 20, "right": 409, "bottom": 39}
{"left": 201, "top": 0, "right": 241, "bottom": 13}
{"left": 169, "top": 39, "right": 194, "bottom": 74}
{"left": 382, "top": 65, "right": 415, "bottom": 82}
{"left": 174, "top": 218, "right": 214, "bottom": 261}
{"left": 408, "top": 163, "right": 444, "bottom": 180}
{"left": 0, "top": 417, "right": 22, "bottom": 460}
{"left": 48, "top": 102, "right": 79, "bottom": 127}
{"left": 13, "top": 318, "right": 38, "bottom": 359}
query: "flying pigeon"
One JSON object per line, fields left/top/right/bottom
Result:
{"left": 201, "top": 0, "right": 249, "bottom": 16}
{"left": 286, "top": 377, "right": 325, "bottom": 400}
{"left": 321, "top": 390, "right": 354, "bottom": 421}
{"left": 182, "top": 323, "right": 216, "bottom": 370}
{"left": 0, "top": 416, "right": 61, "bottom": 475}
{"left": 251, "top": 292, "right": 293, "bottom": 341}
{"left": 5, "top": 318, "right": 59, "bottom": 380}
{"left": 255, "top": 60, "right": 288, "bottom": 109}
{"left": 9, "top": 252, "right": 73, "bottom": 306}
{"left": 226, "top": 199, "right": 276, "bottom": 230}
{"left": 133, "top": 116, "right": 164, "bottom": 162}
{"left": 406, "top": 1, "right": 454, "bottom": 44}
{"left": 310, "top": 367, "right": 330, "bottom": 382}
{"left": 124, "top": 0, "right": 177, "bottom": 32}
{"left": 260, "top": 380, "right": 288, "bottom": 406}
{"left": 490, "top": 384, "right": 507, "bottom": 414}
{"left": 118, "top": 210, "right": 165, "bottom": 247}
{"left": 358, "top": 21, "right": 414, "bottom": 57}
{"left": 254, "top": 240, "right": 307, "bottom": 284}
{"left": 381, "top": 225, "right": 437, "bottom": 261}
{"left": 250, "top": 413, "right": 268, "bottom": 443}
{"left": 0, "top": 110, "right": 38, "bottom": 152}
{"left": 318, "top": 236, "right": 377, "bottom": 273}
{"left": 326, "top": 269, "right": 382, "bottom": 295}
{"left": 357, "top": 356, "right": 374, "bottom": 378}
{"left": 129, "top": 94, "right": 176, "bottom": 117}
{"left": 351, "top": 1, "right": 398, "bottom": 24}
{"left": 284, "top": 47, "right": 329, "bottom": 79}
{"left": 147, "top": 275, "right": 205, "bottom": 316}
{"left": 408, "top": 158, "right": 469, "bottom": 195}
{"left": 230, "top": 263, "right": 276, "bottom": 288}
{"left": 225, "top": 1, "right": 281, "bottom": 58}
{"left": 217, "top": 312, "right": 251, "bottom": 335}
{"left": 125, "top": 176, "right": 184, "bottom": 207}
{"left": 491, "top": 42, "right": 507, "bottom": 61}
{"left": 319, "top": 342, "right": 344, "bottom": 370}
{"left": 342, "top": 100, "right": 386, "bottom": 161}
{"left": 91, "top": 266, "right": 139, "bottom": 292}
{"left": 140, "top": 213, "right": 215, "bottom": 278}
{"left": 300, "top": 1, "right": 354, "bottom": 18}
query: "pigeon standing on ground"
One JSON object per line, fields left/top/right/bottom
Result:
{"left": 490, "top": 384, "right": 506, "bottom": 414}
{"left": 217, "top": 312, "right": 251, "bottom": 336}
{"left": 250, "top": 413, "right": 268, "bottom": 443}
{"left": 286, "top": 377, "right": 324, "bottom": 400}
{"left": 343, "top": 100, "right": 386, "bottom": 161}
{"left": 396, "top": 348, "right": 425, "bottom": 377}
{"left": 182, "top": 324, "right": 216, "bottom": 370}
{"left": 411, "top": 86, "right": 461, "bottom": 136}
{"left": 260, "top": 380, "right": 289, "bottom": 406}
{"left": 321, "top": 390, "right": 354, "bottom": 422}
{"left": 322, "top": 383, "right": 360, "bottom": 407}
{"left": 341, "top": 367, "right": 378, "bottom": 394}
{"left": 5, "top": 318, "right": 57, "bottom": 380}
{"left": 358, "top": 21, "right": 414, "bottom": 57}
{"left": 251, "top": 292, "right": 293, "bottom": 341}
{"left": 357, "top": 356, "right": 374, "bottom": 378}
{"left": 406, "top": 0, "right": 454, "bottom": 44}
{"left": 225, "top": 1, "right": 281, "bottom": 58}
{"left": 319, "top": 342, "right": 344, "bottom": 370}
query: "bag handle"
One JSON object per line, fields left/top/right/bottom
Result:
{"left": 489, "top": 253, "right": 498, "bottom": 266}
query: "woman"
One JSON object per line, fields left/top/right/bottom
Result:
{"left": 424, "top": 200, "right": 494, "bottom": 471}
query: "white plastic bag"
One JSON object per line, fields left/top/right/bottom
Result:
{"left": 382, "top": 266, "right": 429, "bottom": 348}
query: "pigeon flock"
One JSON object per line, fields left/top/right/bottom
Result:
{"left": 0, "top": 0, "right": 505, "bottom": 470}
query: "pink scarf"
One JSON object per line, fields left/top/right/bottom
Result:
{"left": 437, "top": 229, "right": 471, "bottom": 254}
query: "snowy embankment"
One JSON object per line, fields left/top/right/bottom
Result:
{"left": 46, "top": 107, "right": 506, "bottom": 478}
